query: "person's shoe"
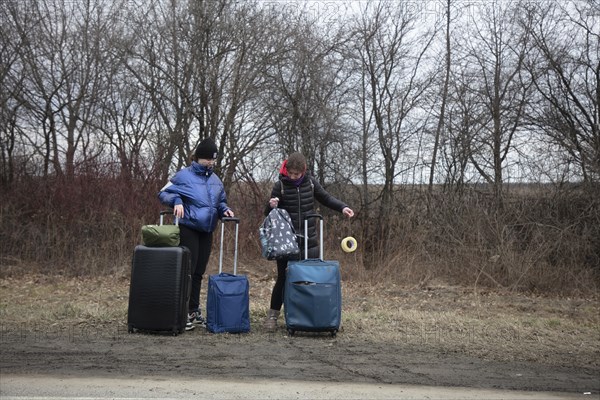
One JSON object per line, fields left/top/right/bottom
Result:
{"left": 188, "top": 310, "right": 206, "bottom": 327}
{"left": 263, "top": 309, "right": 280, "bottom": 332}
{"left": 185, "top": 321, "right": 195, "bottom": 331}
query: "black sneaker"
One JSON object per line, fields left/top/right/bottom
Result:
{"left": 188, "top": 310, "right": 206, "bottom": 327}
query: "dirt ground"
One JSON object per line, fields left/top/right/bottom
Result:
{"left": 1, "top": 273, "right": 599, "bottom": 398}
{"left": 2, "top": 327, "right": 598, "bottom": 392}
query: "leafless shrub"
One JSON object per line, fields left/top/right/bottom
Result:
{"left": 0, "top": 170, "right": 162, "bottom": 277}
{"left": 319, "top": 181, "right": 598, "bottom": 295}
{"left": 1, "top": 176, "right": 597, "bottom": 296}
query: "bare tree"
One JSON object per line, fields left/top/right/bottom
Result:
{"left": 0, "top": 1, "right": 28, "bottom": 185}
{"left": 523, "top": 1, "right": 599, "bottom": 184}
{"left": 428, "top": 0, "right": 452, "bottom": 206}
{"left": 349, "top": 1, "right": 435, "bottom": 257}
{"left": 6, "top": 0, "right": 115, "bottom": 181}
{"left": 95, "top": 66, "right": 158, "bottom": 180}
{"left": 455, "top": 0, "right": 534, "bottom": 207}
{"left": 441, "top": 72, "right": 479, "bottom": 194}
{"left": 121, "top": 0, "right": 284, "bottom": 189}
{"left": 8, "top": 0, "right": 66, "bottom": 178}
{"left": 120, "top": 0, "right": 201, "bottom": 181}
{"left": 187, "top": 0, "right": 283, "bottom": 189}
{"left": 260, "top": 8, "right": 350, "bottom": 184}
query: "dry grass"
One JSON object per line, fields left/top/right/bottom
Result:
{"left": 341, "top": 282, "right": 599, "bottom": 366}
{"left": 1, "top": 272, "right": 598, "bottom": 369}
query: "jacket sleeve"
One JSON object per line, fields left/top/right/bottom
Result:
{"left": 312, "top": 178, "right": 347, "bottom": 213}
{"left": 263, "top": 181, "right": 283, "bottom": 216}
{"left": 157, "top": 180, "right": 183, "bottom": 207}
{"left": 217, "top": 186, "right": 230, "bottom": 216}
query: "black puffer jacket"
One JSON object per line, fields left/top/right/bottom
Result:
{"left": 264, "top": 172, "right": 347, "bottom": 255}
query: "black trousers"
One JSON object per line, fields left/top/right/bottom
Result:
{"left": 269, "top": 246, "right": 319, "bottom": 311}
{"left": 179, "top": 224, "right": 213, "bottom": 313}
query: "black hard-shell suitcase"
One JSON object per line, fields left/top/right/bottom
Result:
{"left": 128, "top": 212, "right": 192, "bottom": 335}
{"left": 284, "top": 213, "right": 341, "bottom": 337}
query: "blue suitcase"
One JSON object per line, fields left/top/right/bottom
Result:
{"left": 206, "top": 217, "right": 250, "bottom": 333}
{"left": 284, "top": 214, "right": 341, "bottom": 337}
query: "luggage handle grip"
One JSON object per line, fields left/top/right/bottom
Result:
{"left": 159, "top": 210, "right": 179, "bottom": 226}
{"left": 303, "top": 213, "right": 324, "bottom": 260}
{"left": 219, "top": 217, "right": 239, "bottom": 275}
{"left": 304, "top": 213, "right": 323, "bottom": 221}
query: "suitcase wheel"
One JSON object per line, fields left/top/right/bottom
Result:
{"left": 287, "top": 329, "right": 295, "bottom": 336}
{"left": 128, "top": 324, "right": 135, "bottom": 334}
{"left": 331, "top": 330, "right": 337, "bottom": 338}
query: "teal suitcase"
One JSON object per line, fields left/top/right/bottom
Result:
{"left": 284, "top": 214, "right": 341, "bottom": 337}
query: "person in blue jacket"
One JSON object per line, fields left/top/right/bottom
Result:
{"left": 158, "top": 137, "right": 235, "bottom": 331}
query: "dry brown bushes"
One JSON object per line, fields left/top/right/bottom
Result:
{"left": 1, "top": 176, "right": 598, "bottom": 296}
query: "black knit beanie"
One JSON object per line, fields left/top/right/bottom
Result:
{"left": 194, "top": 137, "right": 218, "bottom": 160}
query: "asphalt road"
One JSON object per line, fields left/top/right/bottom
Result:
{"left": 1, "top": 375, "right": 592, "bottom": 400}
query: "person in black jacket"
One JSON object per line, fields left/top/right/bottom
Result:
{"left": 263, "top": 152, "right": 354, "bottom": 331}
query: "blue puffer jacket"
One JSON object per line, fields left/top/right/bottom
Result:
{"left": 158, "top": 161, "right": 230, "bottom": 233}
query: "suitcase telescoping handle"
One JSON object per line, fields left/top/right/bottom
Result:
{"left": 303, "top": 213, "right": 323, "bottom": 260}
{"left": 219, "top": 217, "right": 240, "bottom": 275}
{"left": 159, "top": 210, "right": 179, "bottom": 226}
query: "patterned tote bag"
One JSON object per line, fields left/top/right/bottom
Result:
{"left": 259, "top": 208, "right": 300, "bottom": 260}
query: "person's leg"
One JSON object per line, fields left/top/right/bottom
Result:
{"left": 264, "top": 258, "right": 288, "bottom": 331}
{"left": 269, "top": 258, "right": 288, "bottom": 311}
{"left": 194, "top": 231, "right": 213, "bottom": 308}
{"left": 179, "top": 225, "right": 201, "bottom": 312}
